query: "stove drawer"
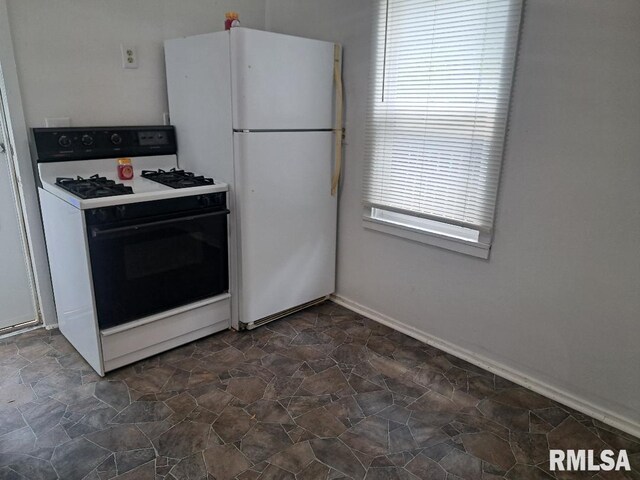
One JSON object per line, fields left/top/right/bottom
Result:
{"left": 101, "top": 293, "right": 230, "bottom": 372}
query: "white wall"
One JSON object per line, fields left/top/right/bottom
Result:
{"left": 267, "top": 0, "right": 640, "bottom": 434}
{"left": 7, "top": 0, "right": 265, "bottom": 127}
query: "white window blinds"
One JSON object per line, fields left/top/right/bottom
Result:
{"left": 364, "top": 0, "right": 523, "bottom": 234}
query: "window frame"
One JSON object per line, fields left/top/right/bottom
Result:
{"left": 362, "top": 0, "right": 524, "bottom": 258}
{"left": 363, "top": 207, "right": 492, "bottom": 258}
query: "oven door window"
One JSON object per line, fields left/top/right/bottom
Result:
{"left": 88, "top": 210, "right": 228, "bottom": 330}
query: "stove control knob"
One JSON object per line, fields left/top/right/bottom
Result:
{"left": 110, "top": 133, "right": 122, "bottom": 145}
{"left": 198, "top": 195, "right": 211, "bottom": 207}
{"left": 58, "top": 135, "right": 72, "bottom": 148}
{"left": 81, "top": 134, "right": 94, "bottom": 146}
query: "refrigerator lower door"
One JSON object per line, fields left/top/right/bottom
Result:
{"left": 234, "top": 131, "right": 337, "bottom": 325}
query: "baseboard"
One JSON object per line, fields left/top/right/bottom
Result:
{"left": 0, "top": 324, "right": 44, "bottom": 339}
{"left": 331, "top": 294, "right": 640, "bottom": 439}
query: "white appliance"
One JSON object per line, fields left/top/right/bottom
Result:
{"left": 34, "top": 126, "right": 231, "bottom": 375}
{"left": 165, "top": 28, "right": 340, "bottom": 329}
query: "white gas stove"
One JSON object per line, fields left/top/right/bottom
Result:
{"left": 34, "top": 126, "right": 231, "bottom": 375}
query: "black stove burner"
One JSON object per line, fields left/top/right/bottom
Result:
{"left": 141, "top": 168, "right": 214, "bottom": 189}
{"left": 55, "top": 174, "right": 134, "bottom": 199}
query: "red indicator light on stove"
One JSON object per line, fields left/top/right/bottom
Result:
{"left": 117, "top": 158, "right": 134, "bottom": 180}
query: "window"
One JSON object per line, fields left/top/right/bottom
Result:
{"left": 363, "top": 0, "right": 523, "bottom": 258}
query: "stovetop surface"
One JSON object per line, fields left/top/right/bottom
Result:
{"left": 55, "top": 175, "right": 134, "bottom": 199}
{"left": 141, "top": 168, "right": 215, "bottom": 189}
{"left": 38, "top": 155, "right": 228, "bottom": 209}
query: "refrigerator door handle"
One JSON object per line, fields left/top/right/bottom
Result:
{"left": 331, "top": 43, "right": 344, "bottom": 196}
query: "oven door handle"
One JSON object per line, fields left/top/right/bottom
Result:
{"left": 90, "top": 209, "right": 230, "bottom": 238}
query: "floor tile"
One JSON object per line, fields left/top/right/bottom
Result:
{"left": 0, "top": 301, "right": 636, "bottom": 479}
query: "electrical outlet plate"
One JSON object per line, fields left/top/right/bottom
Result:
{"left": 163, "top": 112, "right": 170, "bottom": 125}
{"left": 121, "top": 44, "right": 138, "bottom": 69}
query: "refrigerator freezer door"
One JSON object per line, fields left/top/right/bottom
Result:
{"left": 231, "top": 28, "right": 334, "bottom": 130}
{"left": 234, "top": 131, "right": 337, "bottom": 324}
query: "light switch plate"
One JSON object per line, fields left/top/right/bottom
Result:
{"left": 121, "top": 44, "right": 138, "bottom": 69}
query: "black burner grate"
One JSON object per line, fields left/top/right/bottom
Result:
{"left": 141, "top": 168, "right": 214, "bottom": 189}
{"left": 55, "top": 175, "right": 134, "bottom": 199}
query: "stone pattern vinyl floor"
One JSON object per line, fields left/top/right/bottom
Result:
{"left": 0, "top": 301, "right": 637, "bottom": 479}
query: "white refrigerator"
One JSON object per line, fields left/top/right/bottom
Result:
{"left": 165, "top": 28, "right": 339, "bottom": 330}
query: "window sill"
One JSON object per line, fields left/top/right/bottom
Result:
{"left": 362, "top": 214, "right": 491, "bottom": 259}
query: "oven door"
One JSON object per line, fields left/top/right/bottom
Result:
{"left": 87, "top": 207, "right": 229, "bottom": 330}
